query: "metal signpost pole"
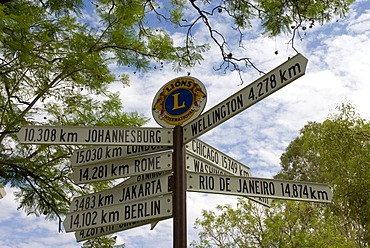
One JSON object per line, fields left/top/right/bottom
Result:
{"left": 173, "top": 125, "right": 186, "bottom": 248}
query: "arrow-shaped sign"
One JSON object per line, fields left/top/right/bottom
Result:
{"left": 185, "top": 139, "right": 250, "bottom": 177}
{"left": 71, "top": 145, "right": 172, "bottom": 167}
{"left": 75, "top": 216, "right": 171, "bottom": 242}
{"left": 186, "top": 147, "right": 271, "bottom": 207}
{"left": 17, "top": 126, "right": 173, "bottom": 146}
{"left": 70, "top": 173, "right": 172, "bottom": 212}
{"left": 70, "top": 151, "right": 172, "bottom": 184}
{"left": 187, "top": 172, "right": 333, "bottom": 203}
{"left": 63, "top": 193, "right": 172, "bottom": 232}
{"left": 183, "top": 54, "right": 308, "bottom": 142}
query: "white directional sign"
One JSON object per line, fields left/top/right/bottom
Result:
{"left": 185, "top": 139, "right": 250, "bottom": 177}
{"left": 64, "top": 193, "right": 172, "bottom": 232}
{"left": 71, "top": 145, "right": 172, "bottom": 167}
{"left": 183, "top": 54, "right": 308, "bottom": 142}
{"left": 70, "top": 152, "right": 172, "bottom": 184}
{"left": 187, "top": 172, "right": 333, "bottom": 203}
{"left": 186, "top": 153, "right": 229, "bottom": 175}
{"left": 17, "top": 126, "right": 173, "bottom": 146}
{"left": 70, "top": 173, "right": 172, "bottom": 212}
{"left": 186, "top": 147, "right": 271, "bottom": 207}
{"left": 75, "top": 216, "right": 171, "bottom": 242}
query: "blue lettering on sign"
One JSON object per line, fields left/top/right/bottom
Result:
{"left": 165, "top": 89, "right": 193, "bottom": 116}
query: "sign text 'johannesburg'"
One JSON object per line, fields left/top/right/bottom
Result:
{"left": 17, "top": 126, "right": 173, "bottom": 146}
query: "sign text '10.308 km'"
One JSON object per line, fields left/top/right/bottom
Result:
{"left": 183, "top": 54, "right": 308, "bottom": 142}
{"left": 17, "top": 126, "right": 173, "bottom": 146}
{"left": 187, "top": 172, "right": 333, "bottom": 203}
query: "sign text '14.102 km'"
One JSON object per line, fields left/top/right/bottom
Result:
{"left": 63, "top": 193, "right": 173, "bottom": 232}
{"left": 187, "top": 172, "right": 333, "bottom": 203}
{"left": 17, "top": 126, "right": 173, "bottom": 146}
{"left": 183, "top": 54, "right": 308, "bottom": 142}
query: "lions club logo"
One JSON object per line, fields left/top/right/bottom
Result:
{"left": 152, "top": 76, "right": 207, "bottom": 128}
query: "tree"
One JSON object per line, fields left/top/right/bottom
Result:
{"left": 180, "top": 0, "right": 355, "bottom": 82}
{"left": 0, "top": 0, "right": 207, "bottom": 246}
{"left": 276, "top": 102, "right": 370, "bottom": 246}
{"left": 0, "top": 0, "right": 357, "bottom": 246}
{"left": 191, "top": 103, "right": 370, "bottom": 247}
{"left": 191, "top": 198, "right": 355, "bottom": 248}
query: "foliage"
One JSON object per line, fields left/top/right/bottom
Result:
{"left": 185, "top": 0, "right": 355, "bottom": 82}
{"left": 192, "top": 103, "right": 370, "bottom": 247}
{"left": 191, "top": 198, "right": 355, "bottom": 248}
{"left": 276, "top": 102, "right": 370, "bottom": 246}
{"left": 0, "top": 0, "right": 205, "bottom": 246}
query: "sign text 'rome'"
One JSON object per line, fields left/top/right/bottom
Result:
{"left": 70, "top": 152, "right": 172, "bottom": 184}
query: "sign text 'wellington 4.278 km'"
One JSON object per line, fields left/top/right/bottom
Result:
{"left": 183, "top": 53, "right": 308, "bottom": 142}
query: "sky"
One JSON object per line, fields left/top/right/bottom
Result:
{"left": 1, "top": 1, "right": 370, "bottom": 247}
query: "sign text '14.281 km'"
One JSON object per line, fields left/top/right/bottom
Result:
{"left": 183, "top": 54, "right": 308, "bottom": 142}
{"left": 187, "top": 172, "right": 333, "bottom": 203}
{"left": 70, "top": 152, "right": 172, "bottom": 184}
{"left": 17, "top": 126, "right": 173, "bottom": 146}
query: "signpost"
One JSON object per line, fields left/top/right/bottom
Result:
{"left": 63, "top": 193, "right": 172, "bottom": 232}
{"left": 17, "top": 126, "right": 173, "bottom": 146}
{"left": 70, "top": 173, "right": 172, "bottom": 212}
{"left": 17, "top": 55, "right": 314, "bottom": 246}
{"left": 70, "top": 151, "right": 172, "bottom": 184}
{"left": 183, "top": 54, "right": 308, "bottom": 142}
{"left": 71, "top": 145, "right": 171, "bottom": 167}
{"left": 187, "top": 172, "right": 333, "bottom": 203}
